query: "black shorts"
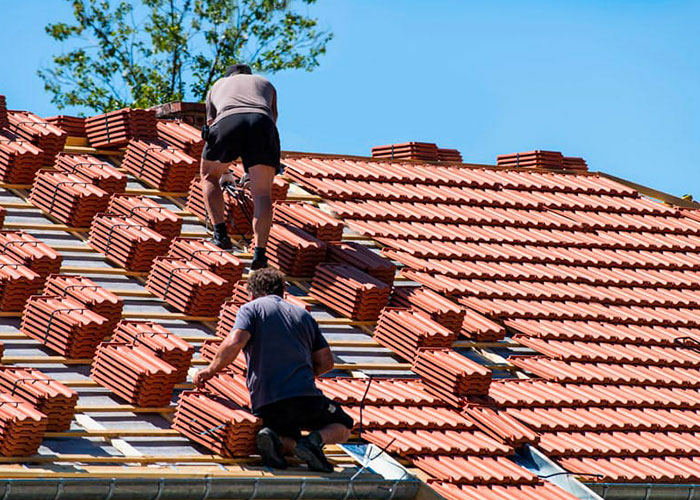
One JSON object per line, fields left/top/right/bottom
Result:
{"left": 203, "top": 112, "right": 281, "bottom": 172}
{"left": 255, "top": 395, "right": 354, "bottom": 441}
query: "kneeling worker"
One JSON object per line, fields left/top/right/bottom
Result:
{"left": 201, "top": 63, "right": 280, "bottom": 270}
{"left": 194, "top": 268, "right": 353, "bottom": 472}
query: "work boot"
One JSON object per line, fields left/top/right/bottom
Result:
{"left": 209, "top": 234, "right": 233, "bottom": 250}
{"left": 250, "top": 257, "right": 268, "bottom": 270}
{"left": 211, "top": 222, "right": 233, "bottom": 250}
{"left": 294, "top": 431, "right": 333, "bottom": 473}
{"left": 256, "top": 427, "right": 287, "bottom": 469}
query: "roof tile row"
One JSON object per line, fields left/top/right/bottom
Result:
{"left": 273, "top": 201, "right": 344, "bottom": 242}
{"left": 122, "top": 139, "right": 197, "bottom": 192}
{"left": 7, "top": 110, "right": 66, "bottom": 166}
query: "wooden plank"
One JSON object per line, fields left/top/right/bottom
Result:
{"left": 0, "top": 201, "right": 34, "bottom": 209}
{"left": 125, "top": 189, "right": 189, "bottom": 198}
{"left": 60, "top": 266, "right": 148, "bottom": 277}
{"left": 52, "top": 245, "right": 96, "bottom": 253}
{"left": 0, "top": 183, "right": 32, "bottom": 190}
{"left": 0, "top": 454, "right": 243, "bottom": 464}
{"left": 45, "top": 429, "right": 180, "bottom": 438}
{"left": 3, "top": 222, "right": 90, "bottom": 232}
{"left": 599, "top": 172, "right": 700, "bottom": 209}
{"left": 76, "top": 405, "right": 174, "bottom": 414}
{"left": 63, "top": 145, "right": 123, "bottom": 156}
{"left": 1, "top": 356, "right": 92, "bottom": 365}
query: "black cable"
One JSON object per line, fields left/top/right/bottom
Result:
{"left": 357, "top": 375, "right": 374, "bottom": 441}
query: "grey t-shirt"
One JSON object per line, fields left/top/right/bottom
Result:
{"left": 233, "top": 295, "right": 328, "bottom": 411}
{"left": 206, "top": 74, "right": 278, "bottom": 125}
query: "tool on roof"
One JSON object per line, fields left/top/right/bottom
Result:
{"left": 221, "top": 170, "right": 253, "bottom": 247}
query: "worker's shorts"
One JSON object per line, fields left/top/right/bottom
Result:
{"left": 255, "top": 395, "right": 354, "bottom": 441}
{"left": 202, "top": 112, "right": 281, "bottom": 173}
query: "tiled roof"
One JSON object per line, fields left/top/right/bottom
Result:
{"left": 0, "top": 97, "right": 697, "bottom": 496}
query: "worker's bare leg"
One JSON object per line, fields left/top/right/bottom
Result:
{"left": 319, "top": 423, "right": 351, "bottom": 444}
{"left": 248, "top": 164, "right": 276, "bottom": 268}
{"left": 280, "top": 424, "right": 351, "bottom": 456}
{"left": 200, "top": 158, "right": 229, "bottom": 225}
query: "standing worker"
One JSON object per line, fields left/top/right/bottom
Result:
{"left": 201, "top": 63, "right": 280, "bottom": 270}
{"left": 193, "top": 268, "right": 353, "bottom": 472}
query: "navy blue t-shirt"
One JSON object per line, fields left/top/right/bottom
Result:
{"left": 232, "top": 295, "right": 329, "bottom": 411}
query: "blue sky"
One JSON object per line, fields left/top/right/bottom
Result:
{"left": 1, "top": 1, "right": 698, "bottom": 197}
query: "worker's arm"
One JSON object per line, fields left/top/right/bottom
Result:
{"left": 205, "top": 89, "right": 216, "bottom": 126}
{"left": 312, "top": 347, "right": 334, "bottom": 376}
{"left": 193, "top": 328, "right": 251, "bottom": 387}
{"left": 270, "top": 86, "right": 278, "bottom": 123}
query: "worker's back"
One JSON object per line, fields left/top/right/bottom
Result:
{"left": 233, "top": 295, "right": 327, "bottom": 411}
{"left": 206, "top": 74, "right": 277, "bottom": 125}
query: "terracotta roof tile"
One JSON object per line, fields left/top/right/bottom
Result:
{"left": 364, "top": 429, "right": 511, "bottom": 456}
{"left": 430, "top": 481, "right": 582, "bottom": 500}
{"left": 85, "top": 108, "right": 157, "bottom": 149}
{"left": 109, "top": 194, "right": 183, "bottom": 242}
{"left": 55, "top": 153, "right": 127, "bottom": 195}
{"left": 7, "top": 110, "right": 67, "bottom": 165}
{"left": 156, "top": 119, "right": 204, "bottom": 158}
{"left": 122, "top": 139, "right": 198, "bottom": 192}
{"left": 0, "top": 131, "right": 43, "bottom": 183}
{"left": 273, "top": 201, "right": 344, "bottom": 241}
{"left": 415, "top": 455, "right": 538, "bottom": 484}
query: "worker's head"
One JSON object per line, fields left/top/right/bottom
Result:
{"left": 225, "top": 63, "right": 252, "bottom": 77}
{"left": 247, "top": 267, "right": 285, "bottom": 299}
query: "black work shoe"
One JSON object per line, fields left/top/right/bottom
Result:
{"left": 256, "top": 427, "right": 287, "bottom": 469}
{"left": 294, "top": 431, "right": 333, "bottom": 473}
{"left": 210, "top": 235, "right": 233, "bottom": 250}
{"left": 250, "top": 257, "right": 268, "bottom": 270}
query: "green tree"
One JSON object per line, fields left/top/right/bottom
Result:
{"left": 39, "top": 0, "right": 332, "bottom": 112}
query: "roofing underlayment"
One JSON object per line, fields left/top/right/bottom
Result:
{"left": 0, "top": 99, "right": 698, "bottom": 500}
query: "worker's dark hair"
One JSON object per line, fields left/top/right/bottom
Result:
{"left": 247, "top": 267, "right": 285, "bottom": 298}
{"left": 225, "top": 63, "right": 252, "bottom": 77}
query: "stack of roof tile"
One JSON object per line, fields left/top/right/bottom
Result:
{"left": 186, "top": 176, "right": 253, "bottom": 236}
{"left": 167, "top": 237, "right": 244, "bottom": 293}
{"left": 43, "top": 274, "right": 123, "bottom": 332}
{"left": 496, "top": 150, "right": 565, "bottom": 170}
{"left": 108, "top": 194, "right": 182, "bottom": 242}
{"left": 0, "top": 231, "right": 62, "bottom": 285}
{"left": 202, "top": 369, "right": 250, "bottom": 406}
{"left": 173, "top": 391, "right": 260, "bottom": 457}
{"left": 85, "top": 108, "right": 157, "bottom": 148}
{"left": 0, "top": 366, "right": 77, "bottom": 431}
{"left": 54, "top": 153, "right": 127, "bottom": 195}
{"left": 199, "top": 339, "right": 248, "bottom": 373}
{"left": 390, "top": 286, "right": 465, "bottom": 332}
{"left": 0, "top": 95, "right": 7, "bottom": 129}
{"left": 0, "top": 131, "right": 43, "bottom": 183}
{"left": 21, "top": 295, "right": 107, "bottom": 357}
{"left": 7, "top": 110, "right": 67, "bottom": 165}
{"left": 91, "top": 342, "right": 178, "bottom": 406}
{"left": 0, "top": 255, "right": 42, "bottom": 311}
{"left": 45, "top": 115, "right": 86, "bottom": 137}
{"left": 122, "top": 139, "right": 198, "bottom": 191}
{"left": 112, "top": 320, "right": 194, "bottom": 383}
{"left": 146, "top": 257, "right": 229, "bottom": 315}
{"left": 562, "top": 156, "right": 588, "bottom": 171}
{"left": 88, "top": 214, "right": 169, "bottom": 272}
{"left": 371, "top": 142, "right": 439, "bottom": 162}
{"left": 412, "top": 349, "right": 492, "bottom": 405}
{"left": 29, "top": 170, "right": 110, "bottom": 226}
{"left": 374, "top": 308, "right": 457, "bottom": 362}
{"left": 267, "top": 224, "right": 327, "bottom": 276}
{"left": 216, "top": 281, "right": 311, "bottom": 337}
{"left": 437, "top": 148, "right": 463, "bottom": 163}
{"left": 156, "top": 120, "right": 204, "bottom": 158}
{"left": 0, "top": 394, "right": 47, "bottom": 456}
{"left": 327, "top": 241, "right": 396, "bottom": 285}
{"left": 310, "top": 263, "right": 390, "bottom": 321}
{"left": 273, "top": 201, "right": 344, "bottom": 241}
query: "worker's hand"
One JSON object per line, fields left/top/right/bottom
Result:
{"left": 193, "top": 367, "right": 215, "bottom": 388}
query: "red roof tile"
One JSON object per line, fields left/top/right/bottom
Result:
{"left": 415, "top": 455, "right": 538, "bottom": 484}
